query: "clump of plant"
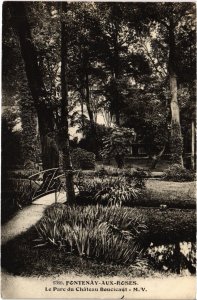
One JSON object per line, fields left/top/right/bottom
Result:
{"left": 71, "top": 148, "right": 95, "bottom": 170}
{"left": 163, "top": 164, "right": 195, "bottom": 182}
{"left": 75, "top": 175, "right": 142, "bottom": 206}
{"left": 96, "top": 166, "right": 109, "bottom": 177}
{"left": 7, "top": 169, "right": 39, "bottom": 179}
{"left": 95, "top": 176, "right": 141, "bottom": 206}
{"left": 100, "top": 126, "right": 136, "bottom": 168}
{"left": 95, "top": 166, "right": 125, "bottom": 177}
{"left": 124, "top": 168, "right": 149, "bottom": 188}
{"left": 146, "top": 242, "right": 196, "bottom": 274}
{"left": 36, "top": 204, "right": 147, "bottom": 265}
{"left": 1, "top": 178, "right": 36, "bottom": 223}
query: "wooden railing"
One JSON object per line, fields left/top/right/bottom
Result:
{"left": 28, "top": 168, "right": 64, "bottom": 201}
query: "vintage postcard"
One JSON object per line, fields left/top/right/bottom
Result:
{"left": 1, "top": 1, "right": 196, "bottom": 299}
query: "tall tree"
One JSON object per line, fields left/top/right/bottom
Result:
{"left": 168, "top": 9, "right": 183, "bottom": 166}
{"left": 2, "top": 4, "right": 39, "bottom": 166}
{"left": 59, "top": 2, "right": 75, "bottom": 203}
{"left": 66, "top": 3, "right": 107, "bottom": 154}
{"left": 144, "top": 3, "right": 195, "bottom": 166}
{"left": 96, "top": 3, "right": 130, "bottom": 125}
{"left": 8, "top": 2, "right": 59, "bottom": 170}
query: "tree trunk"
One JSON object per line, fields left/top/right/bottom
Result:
{"left": 115, "top": 154, "right": 124, "bottom": 169}
{"left": 168, "top": 19, "right": 183, "bottom": 166}
{"left": 111, "top": 12, "right": 121, "bottom": 126}
{"left": 191, "top": 120, "right": 195, "bottom": 170}
{"left": 9, "top": 2, "right": 59, "bottom": 170}
{"left": 169, "top": 72, "right": 183, "bottom": 166}
{"left": 174, "top": 242, "right": 181, "bottom": 275}
{"left": 84, "top": 71, "right": 94, "bottom": 128}
{"left": 60, "top": 2, "right": 75, "bottom": 204}
{"left": 150, "top": 145, "right": 166, "bottom": 170}
{"left": 84, "top": 70, "right": 98, "bottom": 156}
{"left": 112, "top": 73, "right": 120, "bottom": 126}
{"left": 80, "top": 95, "right": 85, "bottom": 135}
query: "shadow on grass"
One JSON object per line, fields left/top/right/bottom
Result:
{"left": 2, "top": 207, "right": 195, "bottom": 277}
{"left": 1, "top": 225, "right": 150, "bottom": 278}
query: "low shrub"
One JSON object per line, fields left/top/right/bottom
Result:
{"left": 95, "top": 166, "right": 149, "bottom": 187}
{"left": 163, "top": 164, "right": 195, "bottom": 182}
{"left": 96, "top": 166, "right": 109, "bottom": 177}
{"left": 36, "top": 204, "right": 147, "bottom": 264}
{"left": 95, "top": 165, "right": 123, "bottom": 177}
{"left": 7, "top": 169, "right": 38, "bottom": 179}
{"left": 146, "top": 242, "right": 196, "bottom": 274}
{"left": 75, "top": 174, "right": 142, "bottom": 206}
{"left": 95, "top": 165, "right": 135, "bottom": 177}
{"left": 124, "top": 168, "right": 149, "bottom": 188}
{"left": 1, "top": 178, "right": 37, "bottom": 223}
{"left": 71, "top": 148, "right": 95, "bottom": 170}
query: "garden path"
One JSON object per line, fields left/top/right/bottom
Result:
{"left": 1, "top": 191, "right": 66, "bottom": 245}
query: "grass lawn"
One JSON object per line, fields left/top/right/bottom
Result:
{"left": 2, "top": 206, "right": 195, "bottom": 277}
{"left": 142, "top": 180, "right": 196, "bottom": 209}
{"left": 146, "top": 180, "right": 196, "bottom": 200}
{"left": 138, "top": 207, "right": 195, "bottom": 244}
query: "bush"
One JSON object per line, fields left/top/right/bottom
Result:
{"left": 163, "top": 164, "right": 195, "bottom": 182}
{"left": 96, "top": 165, "right": 149, "bottom": 184}
{"left": 100, "top": 126, "right": 136, "bottom": 168}
{"left": 75, "top": 174, "right": 142, "bottom": 206}
{"left": 1, "top": 178, "right": 37, "bottom": 223}
{"left": 146, "top": 242, "right": 196, "bottom": 274}
{"left": 96, "top": 166, "right": 109, "bottom": 177}
{"left": 124, "top": 168, "right": 149, "bottom": 189}
{"left": 36, "top": 204, "right": 147, "bottom": 264}
{"left": 71, "top": 148, "right": 95, "bottom": 170}
{"left": 95, "top": 166, "right": 121, "bottom": 177}
{"left": 7, "top": 169, "right": 39, "bottom": 179}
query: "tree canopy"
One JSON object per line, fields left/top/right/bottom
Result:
{"left": 2, "top": 1, "right": 196, "bottom": 180}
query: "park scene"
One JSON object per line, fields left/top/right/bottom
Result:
{"left": 1, "top": 2, "right": 196, "bottom": 295}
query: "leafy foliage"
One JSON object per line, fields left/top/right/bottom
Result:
{"left": 1, "top": 178, "right": 36, "bottom": 223}
{"left": 77, "top": 121, "right": 110, "bottom": 155}
{"left": 96, "top": 165, "right": 148, "bottom": 188}
{"left": 20, "top": 92, "right": 40, "bottom": 164}
{"left": 3, "top": 2, "right": 196, "bottom": 175}
{"left": 71, "top": 148, "right": 95, "bottom": 170}
{"left": 94, "top": 176, "right": 141, "bottom": 206}
{"left": 127, "top": 168, "right": 149, "bottom": 189}
{"left": 2, "top": 109, "right": 23, "bottom": 169}
{"left": 100, "top": 126, "right": 136, "bottom": 168}
{"left": 36, "top": 204, "right": 147, "bottom": 264}
{"left": 146, "top": 242, "right": 196, "bottom": 274}
{"left": 75, "top": 173, "right": 142, "bottom": 206}
{"left": 163, "top": 164, "right": 195, "bottom": 182}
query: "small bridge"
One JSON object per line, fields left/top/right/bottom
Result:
{"left": 28, "top": 168, "right": 67, "bottom": 204}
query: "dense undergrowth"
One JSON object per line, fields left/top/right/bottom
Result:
{"left": 1, "top": 178, "right": 37, "bottom": 224}
{"left": 163, "top": 164, "right": 196, "bottom": 182}
{"left": 36, "top": 204, "right": 147, "bottom": 265}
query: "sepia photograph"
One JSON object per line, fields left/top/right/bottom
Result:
{"left": 1, "top": 1, "right": 196, "bottom": 299}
